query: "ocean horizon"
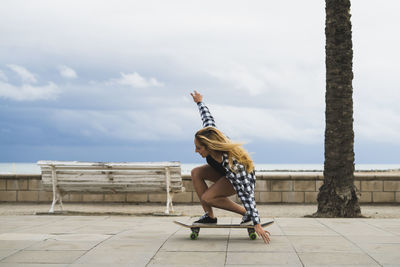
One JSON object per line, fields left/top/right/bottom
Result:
{"left": 1, "top": 162, "right": 399, "bottom": 175}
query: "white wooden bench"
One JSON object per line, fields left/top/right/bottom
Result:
{"left": 37, "top": 161, "right": 184, "bottom": 214}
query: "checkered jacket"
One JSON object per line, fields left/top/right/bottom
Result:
{"left": 197, "top": 102, "right": 260, "bottom": 225}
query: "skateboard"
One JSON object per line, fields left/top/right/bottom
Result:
{"left": 174, "top": 220, "right": 274, "bottom": 240}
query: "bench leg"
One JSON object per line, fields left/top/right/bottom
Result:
{"left": 49, "top": 195, "right": 57, "bottom": 213}
{"left": 49, "top": 165, "right": 58, "bottom": 213}
{"left": 165, "top": 191, "right": 170, "bottom": 214}
{"left": 59, "top": 191, "right": 64, "bottom": 211}
{"left": 164, "top": 192, "right": 174, "bottom": 214}
{"left": 170, "top": 192, "right": 174, "bottom": 213}
{"left": 49, "top": 189, "right": 62, "bottom": 213}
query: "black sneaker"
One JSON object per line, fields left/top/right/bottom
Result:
{"left": 193, "top": 213, "right": 217, "bottom": 225}
{"left": 240, "top": 214, "right": 252, "bottom": 226}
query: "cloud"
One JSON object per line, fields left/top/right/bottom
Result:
{"left": 0, "top": 64, "right": 60, "bottom": 101}
{"left": 355, "top": 104, "right": 400, "bottom": 145}
{"left": 46, "top": 99, "right": 324, "bottom": 146}
{"left": 7, "top": 64, "right": 37, "bottom": 83}
{"left": 211, "top": 104, "right": 323, "bottom": 144}
{"left": 49, "top": 106, "right": 193, "bottom": 142}
{"left": 0, "top": 81, "right": 60, "bottom": 101}
{"left": 0, "top": 70, "right": 7, "bottom": 81}
{"left": 110, "top": 72, "right": 163, "bottom": 88}
{"left": 58, "top": 65, "right": 77, "bottom": 79}
{"left": 208, "top": 63, "right": 267, "bottom": 96}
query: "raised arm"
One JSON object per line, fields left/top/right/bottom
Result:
{"left": 191, "top": 90, "right": 217, "bottom": 128}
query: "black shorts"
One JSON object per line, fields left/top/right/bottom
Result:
{"left": 206, "top": 155, "right": 227, "bottom": 176}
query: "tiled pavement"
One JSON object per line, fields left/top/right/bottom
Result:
{"left": 0, "top": 215, "right": 399, "bottom": 266}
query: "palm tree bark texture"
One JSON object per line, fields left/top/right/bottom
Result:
{"left": 315, "top": 0, "right": 361, "bottom": 217}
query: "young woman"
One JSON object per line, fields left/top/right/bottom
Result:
{"left": 190, "top": 90, "right": 270, "bottom": 243}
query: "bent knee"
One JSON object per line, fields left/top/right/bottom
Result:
{"left": 200, "top": 193, "right": 210, "bottom": 204}
{"left": 201, "top": 192, "right": 216, "bottom": 205}
{"left": 191, "top": 166, "right": 203, "bottom": 180}
{"left": 191, "top": 167, "right": 199, "bottom": 179}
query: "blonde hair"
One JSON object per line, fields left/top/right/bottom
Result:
{"left": 195, "top": 127, "right": 254, "bottom": 173}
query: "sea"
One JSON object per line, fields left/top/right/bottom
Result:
{"left": 1, "top": 162, "right": 399, "bottom": 175}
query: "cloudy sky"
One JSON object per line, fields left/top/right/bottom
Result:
{"left": 0, "top": 0, "right": 399, "bottom": 164}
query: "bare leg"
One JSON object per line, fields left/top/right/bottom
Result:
{"left": 201, "top": 177, "right": 246, "bottom": 216}
{"left": 191, "top": 164, "right": 222, "bottom": 218}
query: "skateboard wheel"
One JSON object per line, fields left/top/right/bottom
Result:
{"left": 247, "top": 228, "right": 255, "bottom": 234}
{"left": 191, "top": 227, "right": 200, "bottom": 233}
{"left": 249, "top": 232, "right": 257, "bottom": 240}
{"left": 190, "top": 232, "right": 198, "bottom": 240}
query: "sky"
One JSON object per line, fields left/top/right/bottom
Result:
{"left": 0, "top": 0, "right": 399, "bottom": 164}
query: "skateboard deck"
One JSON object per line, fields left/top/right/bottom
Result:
{"left": 174, "top": 220, "right": 274, "bottom": 240}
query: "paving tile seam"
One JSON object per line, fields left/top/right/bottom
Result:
{"left": 361, "top": 219, "right": 400, "bottom": 237}
{"left": 1, "top": 239, "right": 39, "bottom": 253}
{"left": 0, "top": 230, "right": 60, "bottom": 263}
{"left": 227, "top": 251, "right": 299, "bottom": 254}
{"left": 0, "top": 250, "right": 20, "bottom": 262}
{"left": 162, "top": 250, "right": 228, "bottom": 253}
{"left": 145, "top": 223, "right": 183, "bottom": 267}
{"left": 0, "top": 250, "right": 87, "bottom": 264}
{"left": 69, "top": 229, "right": 118, "bottom": 264}
{"left": 24, "top": 249, "right": 92, "bottom": 251}
{"left": 273, "top": 218, "right": 305, "bottom": 267}
{"left": 13, "top": 216, "right": 69, "bottom": 234}
{"left": 4, "top": 260, "right": 76, "bottom": 264}
{"left": 157, "top": 251, "right": 226, "bottom": 253}
{"left": 224, "top": 217, "right": 232, "bottom": 266}
{"left": 298, "top": 251, "right": 381, "bottom": 254}
{"left": 316, "top": 218, "right": 384, "bottom": 267}
{"left": 62, "top": 216, "right": 111, "bottom": 234}
{"left": 16, "top": 232, "right": 74, "bottom": 253}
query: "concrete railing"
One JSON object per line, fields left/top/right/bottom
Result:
{"left": 1, "top": 171, "right": 399, "bottom": 203}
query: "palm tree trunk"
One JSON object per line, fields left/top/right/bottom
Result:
{"left": 314, "top": 0, "right": 361, "bottom": 217}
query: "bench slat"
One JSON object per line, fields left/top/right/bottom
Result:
{"left": 41, "top": 174, "right": 181, "bottom": 181}
{"left": 38, "top": 161, "right": 180, "bottom": 168}
{"left": 42, "top": 184, "right": 183, "bottom": 192}
{"left": 41, "top": 175, "right": 182, "bottom": 183}
{"left": 41, "top": 179, "right": 183, "bottom": 185}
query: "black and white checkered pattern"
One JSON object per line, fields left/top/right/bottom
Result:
{"left": 197, "top": 102, "right": 260, "bottom": 225}
{"left": 197, "top": 102, "right": 216, "bottom": 127}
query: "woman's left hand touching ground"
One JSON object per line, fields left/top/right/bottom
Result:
{"left": 254, "top": 223, "right": 271, "bottom": 244}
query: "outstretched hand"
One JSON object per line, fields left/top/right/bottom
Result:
{"left": 254, "top": 223, "right": 271, "bottom": 244}
{"left": 190, "top": 90, "right": 203, "bottom": 103}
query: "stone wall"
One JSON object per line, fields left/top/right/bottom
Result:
{"left": 0, "top": 172, "right": 399, "bottom": 204}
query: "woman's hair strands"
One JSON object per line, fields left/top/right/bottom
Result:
{"left": 195, "top": 127, "right": 254, "bottom": 173}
